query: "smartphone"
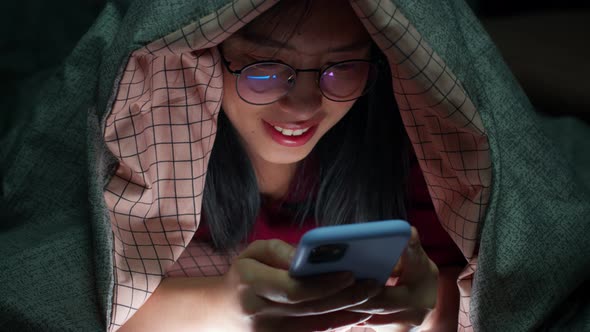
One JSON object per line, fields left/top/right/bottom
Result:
{"left": 289, "top": 219, "right": 411, "bottom": 284}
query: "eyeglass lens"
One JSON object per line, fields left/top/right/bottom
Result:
{"left": 236, "top": 61, "right": 376, "bottom": 104}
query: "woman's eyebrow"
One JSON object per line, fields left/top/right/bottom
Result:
{"left": 237, "top": 32, "right": 371, "bottom": 53}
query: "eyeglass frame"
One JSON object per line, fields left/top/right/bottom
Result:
{"left": 218, "top": 47, "right": 381, "bottom": 105}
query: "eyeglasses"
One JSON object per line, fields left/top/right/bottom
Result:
{"left": 219, "top": 49, "right": 379, "bottom": 105}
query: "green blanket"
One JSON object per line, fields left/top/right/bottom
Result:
{"left": 1, "top": 0, "right": 589, "bottom": 331}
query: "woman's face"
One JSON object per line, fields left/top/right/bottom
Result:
{"left": 220, "top": 0, "right": 371, "bottom": 167}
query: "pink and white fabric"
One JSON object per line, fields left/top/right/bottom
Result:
{"left": 103, "top": 0, "right": 492, "bottom": 330}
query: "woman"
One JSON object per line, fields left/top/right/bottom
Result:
{"left": 117, "top": 0, "right": 450, "bottom": 330}
{"left": 2, "top": 0, "right": 589, "bottom": 331}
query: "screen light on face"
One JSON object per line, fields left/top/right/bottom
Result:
{"left": 246, "top": 74, "right": 278, "bottom": 80}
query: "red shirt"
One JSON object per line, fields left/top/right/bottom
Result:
{"left": 195, "top": 159, "right": 466, "bottom": 267}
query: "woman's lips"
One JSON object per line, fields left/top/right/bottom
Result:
{"left": 263, "top": 120, "right": 318, "bottom": 147}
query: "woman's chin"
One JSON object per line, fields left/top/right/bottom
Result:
{"left": 259, "top": 149, "right": 311, "bottom": 166}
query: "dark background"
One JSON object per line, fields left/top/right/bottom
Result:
{"left": 474, "top": 0, "right": 590, "bottom": 124}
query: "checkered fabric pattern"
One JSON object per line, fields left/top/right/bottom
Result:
{"left": 349, "top": 2, "right": 491, "bottom": 330}
{"left": 103, "top": 1, "right": 277, "bottom": 328}
{"left": 103, "top": 0, "right": 491, "bottom": 330}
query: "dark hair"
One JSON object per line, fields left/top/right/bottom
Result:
{"left": 202, "top": 2, "right": 409, "bottom": 252}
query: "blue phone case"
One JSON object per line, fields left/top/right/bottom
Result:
{"left": 289, "top": 219, "right": 411, "bottom": 284}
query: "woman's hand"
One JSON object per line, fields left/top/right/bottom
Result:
{"left": 120, "top": 239, "right": 381, "bottom": 332}
{"left": 223, "top": 239, "right": 383, "bottom": 332}
{"left": 346, "top": 227, "right": 439, "bottom": 331}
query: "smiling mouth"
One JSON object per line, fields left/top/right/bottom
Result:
{"left": 271, "top": 125, "right": 311, "bottom": 137}
{"left": 262, "top": 120, "right": 318, "bottom": 147}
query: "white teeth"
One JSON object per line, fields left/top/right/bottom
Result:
{"left": 273, "top": 125, "right": 310, "bottom": 136}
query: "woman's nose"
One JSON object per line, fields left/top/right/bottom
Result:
{"left": 277, "top": 72, "right": 323, "bottom": 117}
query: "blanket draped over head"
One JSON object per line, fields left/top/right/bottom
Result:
{"left": 1, "top": 0, "right": 589, "bottom": 331}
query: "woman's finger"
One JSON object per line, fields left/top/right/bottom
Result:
{"left": 397, "top": 228, "right": 439, "bottom": 285}
{"left": 235, "top": 258, "right": 356, "bottom": 304}
{"left": 345, "top": 283, "right": 435, "bottom": 314}
{"left": 258, "top": 311, "right": 373, "bottom": 332}
{"left": 361, "top": 308, "right": 431, "bottom": 327}
{"left": 347, "top": 228, "right": 438, "bottom": 315}
{"left": 238, "top": 239, "right": 296, "bottom": 270}
{"left": 258, "top": 279, "right": 382, "bottom": 316}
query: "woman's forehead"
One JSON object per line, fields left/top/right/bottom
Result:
{"left": 228, "top": 0, "right": 370, "bottom": 56}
